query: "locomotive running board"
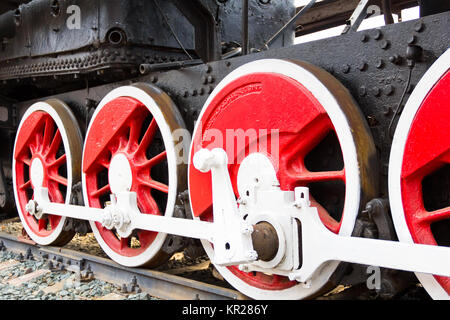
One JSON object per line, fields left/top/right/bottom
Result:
{"left": 26, "top": 148, "right": 450, "bottom": 284}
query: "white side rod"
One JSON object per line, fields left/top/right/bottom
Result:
{"left": 293, "top": 203, "right": 450, "bottom": 281}
{"left": 33, "top": 188, "right": 215, "bottom": 242}
{"left": 41, "top": 201, "right": 215, "bottom": 241}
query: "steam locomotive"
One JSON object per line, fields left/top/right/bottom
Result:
{"left": 0, "top": 0, "right": 449, "bottom": 299}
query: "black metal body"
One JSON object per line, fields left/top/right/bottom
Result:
{"left": 0, "top": 0, "right": 294, "bottom": 94}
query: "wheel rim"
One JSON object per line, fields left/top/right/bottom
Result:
{"left": 389, "top": 49, "right": 450, "bottom": 299}
{"left": 12, "top": 99, "right": 82, "bottom": 246}
{"left": 189, "top": 59, "right": 377, "bottom": 299}
{"left": 82, "top": 84, "right": 186, "bottom": 267}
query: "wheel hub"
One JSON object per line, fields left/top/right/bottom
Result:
{"left": 30, "top": 157, "right": 44, "bottom": 188}
{"left": 108, "top": 153, "right": 133, "bottom": 194}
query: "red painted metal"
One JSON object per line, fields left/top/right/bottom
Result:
{"left": 189, "top": 73, "right": 346, "bottom": 290}
{"left": 14, "top": 111, "right": 66, "bottom": 237}
{"left": 400, "top": 70, "right": 450, "bottom": 293}
{"left": 83, "top": 97, "right": 168, "bottom": 257}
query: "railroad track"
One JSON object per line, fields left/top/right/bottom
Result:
{"left": 0, "top": 231, "right": 247, "bottom": 300}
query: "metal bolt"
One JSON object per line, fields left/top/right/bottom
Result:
{"left": 367, "top": 115, "right": 378, "bottom": 127}
{"left": 389, "top": 55, "right": 400, "bottom": 64}
{"left": 238, "top": 264, "right": 249, "bottom": 272}
{"left": 372, "top": 87, "right": 381, "bottom": 97}
{"left": 385, "top": 85, "right": 394, "bottom": 96}
{"left": 301, "top": 280, "right": 312, "bottom": 289}
{"left": 341, "top": 64, "right": 350, "bottom": 74}
{"left": 373, "top": 29, "right": 382, "bottom": 40}
{"left": 359, "top": 86, "right": 367, "bottom": 97}
{"left": 241, "top": 224, "right": 253, "bottom": 235}
{"left": 383, "top": 105, "right": 393, "bottom": 116}
{"left": 407, "top": 35, "right": 417, "bottom": 45}
{"left": 246, "top": 250, "right": 258, "bottom": 261}
{"left": 357, "top": 62, "right": 368, "bottom": 71}
{"left": 380, "top": 40, "right": 390, "bottom": 50}
{"left": 414, "top": 22, "right": 424, "bottom": 32}
{"left": 375, "top": 59, "right": 384, "bottom": 69}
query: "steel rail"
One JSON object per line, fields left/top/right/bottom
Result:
{"left": 0, "top": 231, "right": 248, "bottom": 300}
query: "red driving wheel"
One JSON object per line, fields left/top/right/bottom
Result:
{"left": 390, "top": 50, "right": 450, "bottom": 299}
{"left": 189, "top": 59, "right": 377, "bottom": 299}
{"left": 13, "top": 100, "right": 82, "bottom": 246}
{"left": 82, "top": 84, "right": 186, "bottom": 267}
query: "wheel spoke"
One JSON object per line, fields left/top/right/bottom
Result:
{"left": 48, "top": 174, "right": 68, "bottom": 186}
{"left": 97, "top": 156, "right": 110, "bottom": 169}
{"left": 137, "top": 231, "right": 149, "bottom": 248}
{"left": 20, "top": 157, "right": 32, "bottom": 166}
{"left": 90, "top": 184, "right": 111, "bottom": 198}
{"left": 280, "top": 115, "right": 333, "bottom": 163}
{"left": 311, "top": 197, "right": 341, "bottom": 233}
{"left": 19, "top": 180, "right": 32, "bottom": 190}
{"left": 35, "top": 131, "right": 43, "bottom": 153}
{"left": 38, "top": 218, "right": 47, "bottom": 231}
{"left": 138, "top": 151, "right": 167, "bottom": 169}
{"left": 137, "top": 178, "right": 169, "bottom": 193}
{"left": 137, "top": 190, "right": 162, "bottom": 215}
{"left": 290, "top": 169, "right": 345, "bottom": 184}
{"left": 127, "top": 118, "right": 145, "bottom": 151}
{"left": 48, "top": 215, "right": 60, "bottom": 230}
{"left": 48, "top": 154, "right": 66, "bottom": 168}
{"left": 47, "top": 129, "right": 62, "bottom": 157}
{"left": 417, "top": 207, "right": 450, "bottom": 225}
{"left": 136, "top": 118, "right": 157, "bottom": 155}
{"left": 119, "top": 237, "right": 129, "bottom": 250}
{"left": 42, "top": 117, "right": 55, "bottom": 153}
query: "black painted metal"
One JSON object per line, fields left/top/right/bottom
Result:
{"left": 0, "top": 0, "right": 295, "bottom": 87}
{"left": 419, "top": 0, "right": 450, "bottom": 17}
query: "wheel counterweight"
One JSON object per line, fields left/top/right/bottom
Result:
{"left": 188, "top": 59, "right": 378, "bottom": 299}
{"left": 12, "top": 99, "right": 82, "bottom": 246}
